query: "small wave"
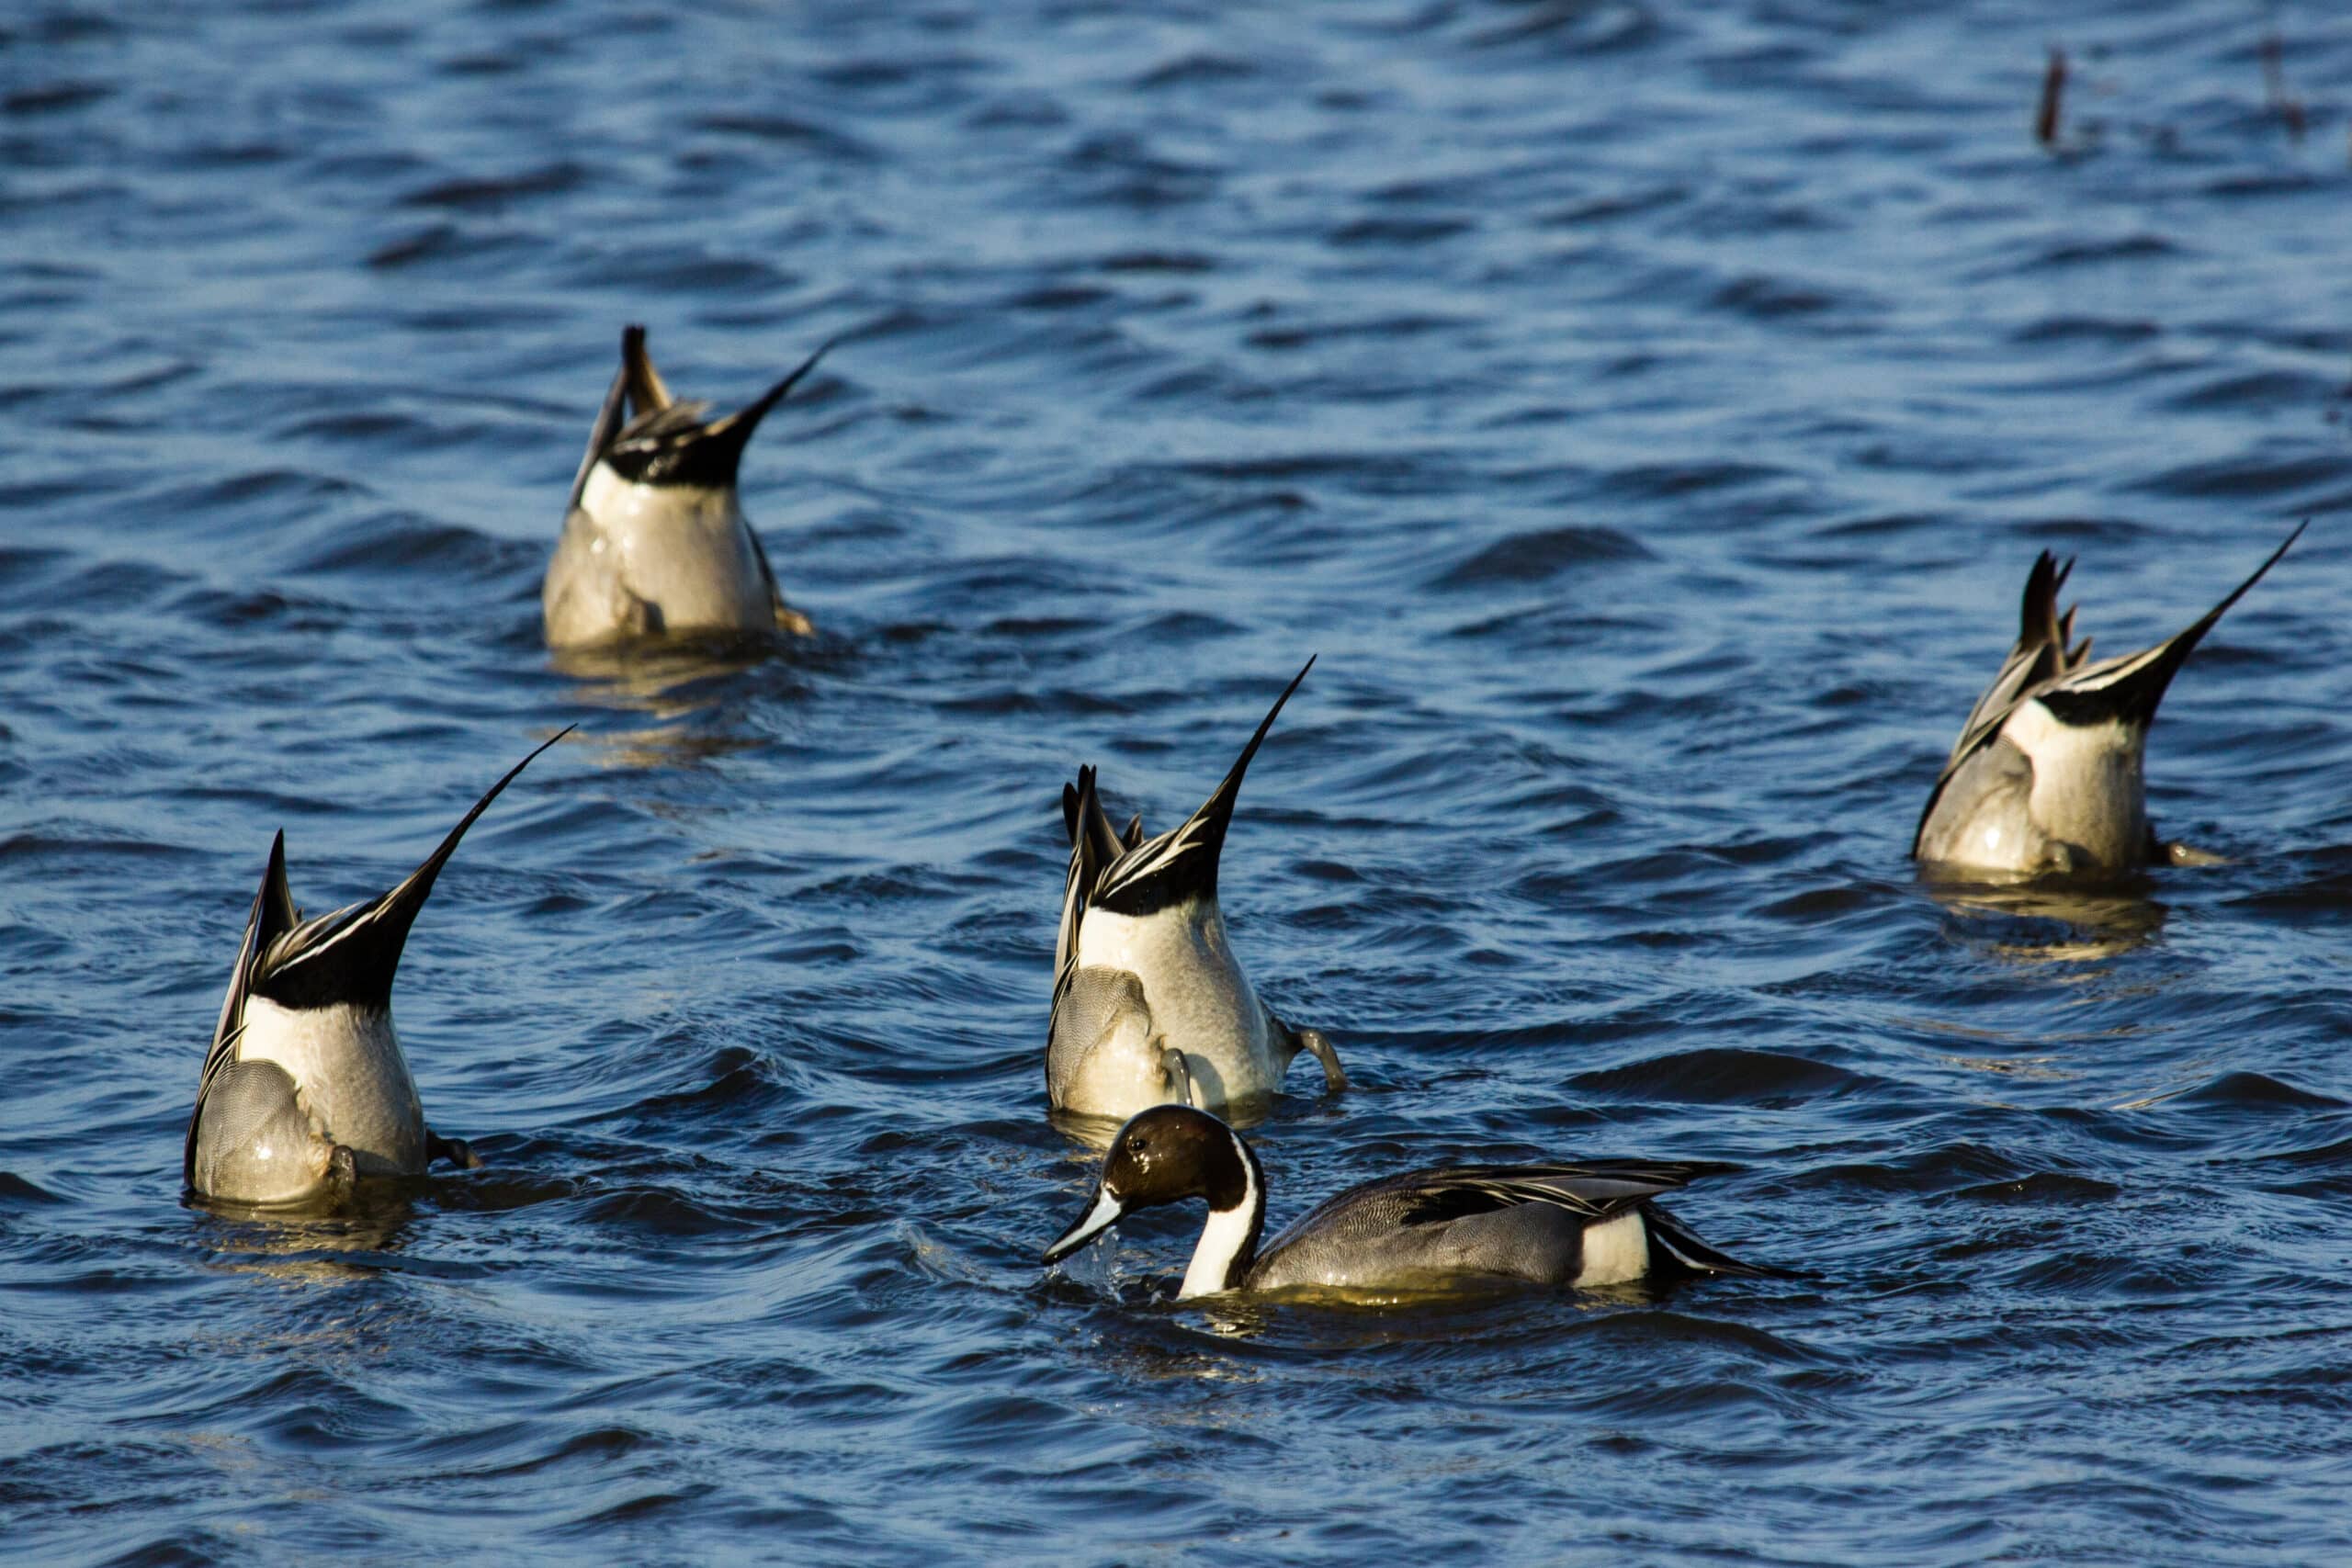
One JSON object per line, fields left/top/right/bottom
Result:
{"left": 1942, "top": 1171, "right": 2121, "bottom": 1204}
{"left": 2131, "top": 450, "right": 2352, "bottom": 501}
{"left": 1431, "top": 525, "right": 1651, "bottom": 588}
{"left": 1571, "top": 1047, "right": 1876, "bottom": 1106}
{"left": 2174, "top": 1071, "right": 2345, "bottom": 1112}
{"left": 0, "top": 1171, "right": 67, "bottom": 1207}
{"left": 401, "top": 161, "right": 587, "bottom": 211}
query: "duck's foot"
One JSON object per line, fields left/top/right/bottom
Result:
{"left": 426, "top": 1130, "right": 483, "bottom": 1170}
{"left": 1159, "top": 1046, "right": 1196, "bottom": 1109}
{"left": 1296, "top": 1027, "right": 1349, "bottom": 1093}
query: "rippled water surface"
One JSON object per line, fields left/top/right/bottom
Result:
{"left": 8, "top": 0, "right": 2352, "bottom": 1561}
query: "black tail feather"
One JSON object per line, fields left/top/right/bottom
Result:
{"left": 2041, "top": 522, "right": 2304, "bottom": 728}
{"left": 254, "top": 728, "right": 574, "bottom": 1011}
{"left": 1093, "top": 656, "right": 1316, "bottom": 916}
{"left": 1643, "top": 1201, "right": 1789, "bottom": 1280}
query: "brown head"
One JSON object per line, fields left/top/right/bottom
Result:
{"left": 1042, "top": 1104, "right": 1257, "bottom": 1266}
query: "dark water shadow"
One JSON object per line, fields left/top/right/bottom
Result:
{"left": 1919, "top": 871, "right": 2169, "bottom": 964}
{"left": 188, "top": 1182, "right": 424, "bottom": 1286}
{"left": 550, "top": 633, "right": 806, "bottom": 769}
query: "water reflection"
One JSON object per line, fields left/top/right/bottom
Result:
{"left": 1919, "top": 872, "right": 2168, "bottom": 964}
{"left": 191, "top": 1184, "right": 419, "bottom": 1287}
{"left": 550, "top": 635, "right": 795, "bottom": 770}
{"left": 1048, "top": 1097, "right": 1278, "bottom": 1152}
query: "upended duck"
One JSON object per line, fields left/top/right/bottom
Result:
{"left": 1914, "top": 524, "right": 2303, "bottom": 877}
{"left": 543, "top": 325, "right": 827, "bottom": 649}
{"left": 185, "top": 731, "right": 567, "bottom": 1206}
{"left": 1048, "top": 659, "right": 1345, "bottom": 1122}
{"left": 1045, "top": 1104, "right": 1770, "bottom": 1299}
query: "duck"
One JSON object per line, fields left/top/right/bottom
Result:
{"left": 1913, "top": 524, "right": 2303, "bottom": 877}
{"left": 1043, "top": 1104, "right": 1770, "bottom": 1299}
{"left": 184, "top": 730, "right": 569, "bottom": 1205}
{"left": 543, "top": 324, "right": 827, "bottom": 649}
{"left": 1048, "top": 658, "right": 1345, "bottom": 1121}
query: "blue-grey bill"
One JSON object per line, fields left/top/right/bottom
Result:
{"left": 1043, "top": 1186, "right": 1125, "bottom": 1266}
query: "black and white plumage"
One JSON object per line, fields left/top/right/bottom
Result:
{"left": 185, "top": 731, "right": 569, "bottom": 1205}
{"left": 542, "top": 325, "right": 827, "bottom": 649}
{"left": 1046, "top": 659, "right": 1345, "bottom": 1122}
{"left": 1913, "top": 525, "right": 2303, "bottom": 877}
{"left": 1044, "top": 1105, "right": 1770, "bottom": 1300}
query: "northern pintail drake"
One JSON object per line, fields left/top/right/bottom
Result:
{"left": 1048, "top": 659, "right": 1345, "bottom": 1122}
{"left": 543, "top": 325, "right": 827, "bottom": 649}
{"left": 1914, "top": 524, "right": 2303, "bottom": 877}
{"left": 1044, "top": 1105, "right": 1770, "bottom": 1299}
{"left": 185, "top": 731, "right": 568, "bottom": 1205}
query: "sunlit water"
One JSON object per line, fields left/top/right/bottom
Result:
{"left": 6, "top": 1, "right": 2352, "bottom": 1562}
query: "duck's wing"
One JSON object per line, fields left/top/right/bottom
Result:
{"left": 565, "top": 357, "right": 630, "bottom": 514}
{"left": 1046, "top": 964, "right": 1154, "bottom": 1101}
{"left": 1264, "top": 1159, "right": 1724, "bottom": 1254}
{"left": 1943, "top": 550, "right": 2086, "bottom": 771}
{"left": 1385, "top": 1160, "right": 1723, "bottom": 1226}
{"left": 186, "top": 832, "right": 300, "bottom": 1186}
{"left": 248, "top": 729, "right": 571, "bottom": 1013}
{"left": 1052, "top": 765, "right": 1122, "bottom": 986}
{"left": 1917, "top": 551, "right": 2088, "bottom": 848}
{"left": 1090, "top": 657, "right": 1314, "bottom": 918}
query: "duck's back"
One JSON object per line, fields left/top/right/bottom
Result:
{"left": 1245, "top": 1174, "right": 1606, "bottom": 1292}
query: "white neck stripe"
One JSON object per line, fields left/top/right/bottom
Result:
{"left": 1178, "top": 1133, "right": 1260, "bottom": 1299}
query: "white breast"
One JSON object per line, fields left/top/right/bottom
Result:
{"left": 236, "top": 998, "right": 426, "bottom": 1176}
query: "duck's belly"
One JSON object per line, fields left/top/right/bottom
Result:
{"left": 237, "top": 998, "right": 426, "bottom": 1176}
{"left": 1075, "top": 903, "right": 1283, "bottom": 1109}
{"left": 545, "top": 479, "right": 771, "bottom": 645}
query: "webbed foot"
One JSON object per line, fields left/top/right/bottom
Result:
{"left": 1295, "top": 1027, "right": 1348, "bottom": 1093}
{"left": 426, "top": 1130, "right": 483, "bottom": 1170}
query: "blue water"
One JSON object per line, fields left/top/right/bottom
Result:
{"left": 6, "top": 0, "right": 2352, "bottom": 1561}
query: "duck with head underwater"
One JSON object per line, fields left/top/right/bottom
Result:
{"left": 1914, "top": 523, "right": 2303, "bottom": 878}
{"left": 543, "top": 325, "right": 830, "bottom": 649}
{"left": 1047, "top": 658, "right": 1346, "bottom": 1124}
{"left": 185, "top": 731, "right": 568, "bottom": 1207}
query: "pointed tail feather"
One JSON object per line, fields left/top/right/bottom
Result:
{"left": 1643, "top": 1202, "right": 1787, "bottom": 1280}
{"left": 2040, "top": 521, "right": 2305, "bottom": 728}
{"left": 1092, "top": 656, "right": 1316, "bottom": 916}
{"left": 705, "top": 339, "right": 832, "bottom": 451}
{"left": 620, "top": 323, "right": 673, "bottom": 417}
{"left": 253, "top": 728, "right": 574, "bottom": 1011}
